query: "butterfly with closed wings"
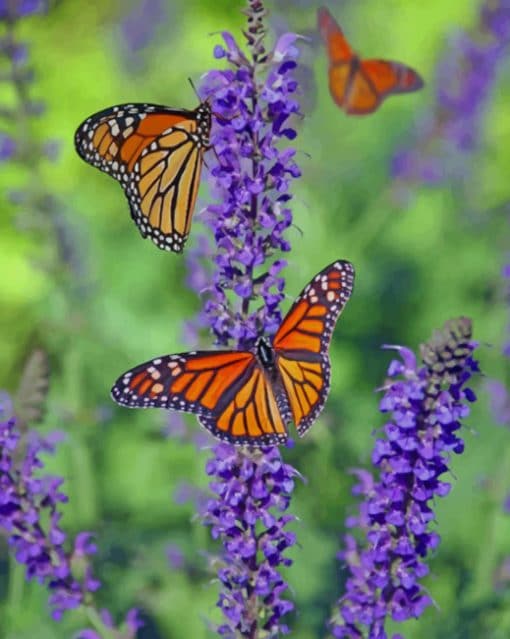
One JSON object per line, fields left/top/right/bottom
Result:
{"left": 111, "top": 260, "right": 355, "bottom": 446}
{"left": 317, "top": 6, "right": 424, "bottom": 115}
{"left": 74, "top": 100, "right": 211, "bottom": 253}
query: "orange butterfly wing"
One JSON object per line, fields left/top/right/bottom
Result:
{"left": 361, "top": 60, "right": 424, "bottom": 96}
{"left": 111, "top": 350, "right": 288, "bottom": 446}
{"left": 329, "top": 64, "right": 379, "bottom": 114}
{"left": 317, "top": 6, "right": 424, "bottom": 115}
{"left": 317, "top": 6, "right": 353, "bottom": 65}
{"left": 273, "top": 260, "right": 355, "bottom": 436}
{"left": 75, "top": 102, "right": 211, "bottom": 252}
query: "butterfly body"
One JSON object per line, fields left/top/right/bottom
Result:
{"left": 111, "top": 260, "right": 355, "bottom": 446}
{"left": 75, "top": 101, "right": 211, "bottom": 252}
{"left": 317, "top": 6, "right": 423, "bottom": 115}
{"left": 257, "top": 337, "right": 276, "bottom": 370}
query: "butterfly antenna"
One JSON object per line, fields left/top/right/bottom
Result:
{"left": 203, "top": 145, "right": 226, "bottom": 172}
{"left": 188, "top": 77, "right": 201, "bottom": 101}
{"left": 291, "top": 222, "right": 304, "bottom": 237}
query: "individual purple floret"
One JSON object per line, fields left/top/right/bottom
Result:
{"left": 392, "top": 0, "right": 510, "bottom": 191}
{"left": 0, "top": 418, "right": 100, "bottom": 619}
{"left": 204, "top": 444, "right": 298, "bottom": 637}
{"left": 330, "top": 318, "right": 479, "bottom": 639}
{"left": 0, "top": 133, "right": 16, "bottom": 161}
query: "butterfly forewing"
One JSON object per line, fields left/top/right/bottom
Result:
{"left": 111, "top": 350, "right": 288, "bottom": 446}
{"left": 273, "top": 260, "right": 355, "bottom": 436}
{"left": 112, "top": 350, "right": 253, "bottom": 411}
{"left": 317, "top": 6, "right": 353, "bottom": 64}
{"left": 75, "top": 101, "right": 211, "bottom": 252}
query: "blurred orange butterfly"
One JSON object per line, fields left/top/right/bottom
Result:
{"left": 111, "top": 260, "right": 355, "bottom": 446}
{"left": 74, "top": 101, "right": 211, "bottom": 252}
{"left": 317, "top": 6, "right": 424, "bottom": 115}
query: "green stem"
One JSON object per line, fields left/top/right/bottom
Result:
{"left": 5, "top": 556, "right": 24, "bottom": 632}
{"left": 84, "top": 605, "right": 119, "bottom": 639}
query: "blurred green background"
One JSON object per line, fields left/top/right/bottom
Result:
{"left": 1, "top": 0, "right": 509, "bottom": 637}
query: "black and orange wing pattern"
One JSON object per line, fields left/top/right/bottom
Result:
{"left": 111, "top": 350, "right": 288, "bottom": 446}
{"left": 361, "top": 59, "right": 423, "bottom": 96}
{"left": 317, "top": 6, "right": 423, "bottom": 115}
{"left": 341, "top": 59, "right": 423, "bottom": 115}
{"left": 74, "top": 101, "right": 211, "bottom": 252}
{"left": 273, "top": 260, "right": 355, "bottom": 436}
{"left": 317, "top": 5, "right": 353, "bottom": 66}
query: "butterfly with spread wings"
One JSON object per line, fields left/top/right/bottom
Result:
{"left": 74, "top": 100, "right": 211, "bottom": 253}
{"left": 111, "top": 260, "right": 354, "bottom": 446}
{"left": 317, "top": 6, "right": 424, "bottom": 115}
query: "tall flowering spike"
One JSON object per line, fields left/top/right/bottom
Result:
{"left": 119, "top": 0, "right": 168, "bottom": 72}
{"left": 1, "top": 1, "right": 48, "bottom": 163}
{"left": 330, "top": 318, "right": 479, "bottom": 639}
{"left": 1, "top": 4, "right": 137, "bottom": 634}
{"left": 0, "top": 0, "right": 86, "bottom": 288}
{"left": 197, "top": 0, "right": 301, "bottom": 348}
{"left": 391, "top": 0, "right": 510, "bottom": 193}
{"left": 205, "top": 445, "right": 298, "bottom": 637}
{"left": 0, "top": 418, "right": 100, "bottom": 619}
{"left": 190, "top": 1, "right": 302, "bottom": 635}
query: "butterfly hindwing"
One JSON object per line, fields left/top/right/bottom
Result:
{"left": 361, "top": 59, "right": 424, "bottom": 96}
{"left": 198, "top": 365, "right": 288, "bottom": 446}
{"left": 111, "top": 350, "right": 288, "bottom": 446}
{"left": 273, "top": 260, "right": 355, "bottom": 436}
{"left": 339, "top": 66, "right": 380, "bottom": 115}
{"left": 74, "top": 102, "right": 211, "bottom": 252}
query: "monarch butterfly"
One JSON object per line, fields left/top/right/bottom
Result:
{"left": 111, "top": 260, "right": 355, "bottom": 446}
{"left": 74, "top": 100, "right": 211, "bottom": 253}
{"left": 317, "top": 6, "right": 424, "bottom": 115}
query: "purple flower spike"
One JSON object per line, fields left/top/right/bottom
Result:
{"left": 0, "top": 418, "right": 100, "bottom": 619}
{"left": 392, "top": 0, "right": 510, "bottom": 194}
{"left": 197, "top": 0, "right": 301, "bottom": 349}
{"left": 183, "top": 2, "right": 304, "bottom": 633}
{"left": 118, "top": 0, "right": 169, "bottom": 76}
{"left": 330, "top": 318, "right": 479, "bottom": 638}
{"left": 205, "top": 445, "right": 299, "bottom": 637}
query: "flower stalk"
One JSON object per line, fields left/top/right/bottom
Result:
{"left": 392, "top": 0, "right": 510, "bottom": 194}
{"left": 188, "top": 1, "right": 303, "bottom": 635}
{"left": 330, "top": 318, "right": 479, "bottom": 639}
